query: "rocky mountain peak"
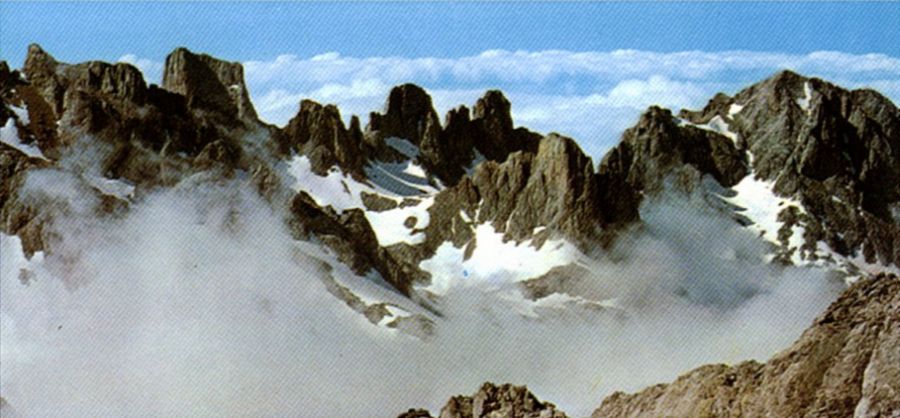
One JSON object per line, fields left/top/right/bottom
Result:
{"left": 398, "top": 382, "right": 568, "bottom": 418}
{"left": 433, "top": 132, "right": 607, "bottom": 249}
{"left": 362, "top": 85, "right": 540, "bottom": 186}
{"left": 473, "top": 90, "right": 513, "bottom": 135}
{"left": 162, "top": 47, "right": 258, "bottom": 123}
{"left": 22, "top": 44, "right": 66, "bottom": 117}
{"left": 368, "top": 83, "right": 441, "bottom": 146}
{"left": 679, "top": 70, "right": 900, "bottom": 266}
{"left": 472, "top": 89, "right": 537, "bottom": 162}
{"left": 282, "top": 98, "right": 365, "bottom": 176}
{"left": 23, "top": 43, "right": 57, "bottom": 75}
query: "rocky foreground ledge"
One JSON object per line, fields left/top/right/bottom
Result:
{"left": 399, "top": 273, "right": 899, "bottom": 418}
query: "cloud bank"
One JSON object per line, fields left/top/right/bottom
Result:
{"left": 118, "top": 49, "right": 900, "bottom": 159}
{"left": 0, "top": 164, "right": 845, "bottom": 417}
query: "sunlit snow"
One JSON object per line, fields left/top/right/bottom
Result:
{"left": 0, "top": 119, "right": 47, "bottom": 160}
{"left": 796, "top": 81, "right": 812, "bottom": 114}
{"left": 420, "top": 223, "right": 585, "bottom": 295}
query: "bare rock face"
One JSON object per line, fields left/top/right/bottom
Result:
{"left": 472, "top": 134, "right": 606, "bottom": 246}
{"left": 369, "top": 83, "right": 442, "bottom": 147}
{"left": 282, "top": 99, "right": 366, "bottom": 176}
{"left": 429, "top": 105, "right": 478, "bottom": 182}
{"left": 600, "top": 106, "right": 749, "bottom": 195}
{"left": 391, "top": 117, "right": 749, "bottom": 270}
{"left": 3, "top": 45, "right": 279, "bottom": 259}
{"left": 1, "top": 59, "right": 59, "bottom": 257}
{"left": 162, "top": 47, "right": 258, "bottom": 123}
{"left": 681, "top": 70, "right": 900, "bottom": 266}
{"left": 398, "top": 409, "right": 436, "bottom": 418}
{"left": 593, "top": 273, "right": 900, "bottom": 418}
{"left": 398, "top": 383, "right": 568, "bottom": 418}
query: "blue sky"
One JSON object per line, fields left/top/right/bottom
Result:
{"left": 3, "top": 2, "right": 900, "bottom": 158}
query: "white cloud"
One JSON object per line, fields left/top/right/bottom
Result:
{"left": 1, "top": 169, "right": 843, "bottom": 418}
{"left": 117, "top": 49, "right": 900, "bottom": 158}
{"left": 600, "top": 75, "right": 712, "bottom": 109}
{"left": 117, "top": 54, "right": 164, "bottom": 85}
{"left": 242, "top": 49, "right": 900, "bottom": 89}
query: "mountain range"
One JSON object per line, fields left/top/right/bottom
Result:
{"left": 0, "top": 45, "right": 898, "bottom": 417}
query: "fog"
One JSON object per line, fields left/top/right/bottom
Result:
{"left": 0, "top": 168, "right": 844, "bottom": 417}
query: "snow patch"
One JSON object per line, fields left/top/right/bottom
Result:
{"left": 419, "top": 223, "right": 584, "bottom": 295}
{"left": 364, "top": 137, "right": 441, "bottom": 196}
{"left": 286, "top": 153, "right": 436, "bottom": 246}
{"left": 385, "top": 137, "right": 418, "bottom": 159}
{"left": 723, "top": 172, "right": 805, "bottom": 247}
{"left": 677, "top": 116, "right": 738, "bottom": 143}
{"left": 0, "top": 119, "right": 47, "bottom": 160}
{"left": 292, "top": 239, "right": 427, "bottom": 324}
{"left": 402, "top": 160, "right": 428, "bottom": 178}
{"left": 706, "top": 115, "right": 738, "bottom": 142}
{"left": 84, "top": 175, "right": 136, "bottom": 200}
{"left": 286, "top": 155, "right": 366, "bottom": 210}
{"left": 365, "top": 196, "right": 434, "bottom": 246}
{"left": 10, "top": 105, "right": 29, "bottom": 125}
{"left": 796, "top": 81, "right": 812, "bottom": 114}
{"left": 727, "top": 103, "right": 744, "bottom": 117}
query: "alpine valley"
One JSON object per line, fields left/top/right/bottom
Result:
{"left": 0, "top": 45, "right": 898, "bottom": 417}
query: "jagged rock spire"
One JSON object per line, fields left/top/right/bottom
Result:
{"left": 163, "top": 47, "right": 258, "bottom": 122}
{"left": 368, "top": 83, "right": 441, "bottom": 146}
{"left": 283, "top": 99, "right": 365, "bottom": 176}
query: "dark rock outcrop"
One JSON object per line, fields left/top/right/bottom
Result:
{"left": 398, "top": 383, "right": 568, "bottom": 418}
{"left": 2, "top": 45, "right": 277, "bottom": 257}
{"left": 361, "top": 190, "right": 399, "bottom": 212}
{"left": 600, "top": 106, "right": 749, "bottom": 197}
{"left": 397, "top": 408, "right": 434, "bottom": 418}
{"left": 520, "top": 263, "right": 593, "bottom": 301}
{"left": 369, "top": 83, "right": 441, "bottom": 146}
{"left": 162, "top": 47, "right": 258, "bottom": 123}
{"left": 282, "top": 99, "right": 366, "bottom": 176}
{"left": 593, "top": 273, "right": 900, "bottom": 418}
{"left": 390, "top": 111, "right": 753, "bottom": 271}
{"left": 1, "top": 59, "right": 57, "bottom": 256}
{"left": 472, "top": 90, "right": 540, "bottom": 162}
{"left": 471, "top": 134, "right": 607, "bottom": 246}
